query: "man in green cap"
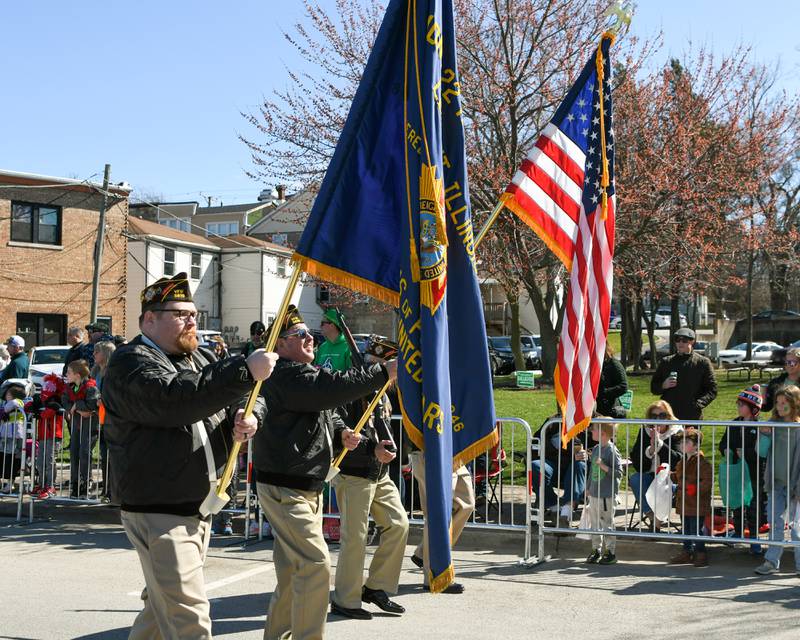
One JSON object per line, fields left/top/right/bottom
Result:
{"left": 314, "top": 308, "right": 353, "bottom": 373}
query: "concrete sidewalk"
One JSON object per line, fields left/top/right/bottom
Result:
{"left": 1, "top": 503, "right": 799, "bottom": 639}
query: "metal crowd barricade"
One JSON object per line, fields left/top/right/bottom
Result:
{"left": 0, "top": 412, "right": 34, "bottom": 522}
{"left": 26, "top": 411, "right": 110, "bottom": 522}
{"left": 532, "top": 416, "right": 800, "bottom": 564}
{"left": 317, "top": 415, "right": 534, "bottom": 562}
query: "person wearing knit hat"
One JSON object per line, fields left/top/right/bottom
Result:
{"left": 314, "top": 307, "right": 353, "bottom": 373}
{"left": 718, "top": 382, "right": 766, "bottom": 554}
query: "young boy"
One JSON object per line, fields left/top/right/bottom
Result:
{"left": 670, "top": 428, "right": 713, "bottom": 567}
{"left": 718, "top": 384, "right": 765, "bottom": 553}
{"left": 585, "top": 421, "right": 622, "bottom": 565}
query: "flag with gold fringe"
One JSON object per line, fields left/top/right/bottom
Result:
{"left": 293, "top": 0, "right": 496, "bottom": 592}
{"left": 500, "top": 33, "right": 616, "bottom": 445}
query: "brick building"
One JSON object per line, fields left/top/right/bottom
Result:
{"left": 0, "top": 170, "right": 130, "bottom": 346}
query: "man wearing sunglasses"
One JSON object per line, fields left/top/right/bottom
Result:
{"left": 314, "top": 307, "right": 353, "bottom": 373}
{"left": 102, "top": 272, "right": 278, "bottom": 640}
{"left": 650, "top": 327, "right": 718, "bottom": 420}
{"left": 252, "top": 305, "right": 397, "bottom": 640}
{"left": 763, "top": 347, "right": 800, "bottom": 413}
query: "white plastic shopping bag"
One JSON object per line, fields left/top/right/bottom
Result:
{"left": 645, "top": 463, "right": 672, "bottom": 523}
{"left": 575, "top": 505, "right": 592, "bottom": 540}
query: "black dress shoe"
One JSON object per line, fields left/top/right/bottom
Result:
{"left": 424, "top": 582, "right": 465, "bottom": 594}
{"left": 330, "top": 601, "right": 373, "bottom": 620}
{"left": 409, "top": 554, "right": 424, "bottom": 568}
{"left": 362, "top": 586, "right": 405, "bottom": 614}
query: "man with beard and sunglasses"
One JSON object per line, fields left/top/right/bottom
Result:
{"left": 102, "top": 273, "right": 278, "bottom": 640}
{"left": 252, "top": 305, "right": 397, "bottom": 640}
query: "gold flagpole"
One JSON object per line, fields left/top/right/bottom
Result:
{"left": 473, "top": 197, "right": 506, "bottom": 249}
{"left": 326, "top": 379, "right": 393, "bottom": 481}
{"left": 214, "top": 260, "right": 302, "bottom": 499}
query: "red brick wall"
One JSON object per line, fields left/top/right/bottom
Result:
{"left": 0, "top": 185, "right": 128, "bottom": 343}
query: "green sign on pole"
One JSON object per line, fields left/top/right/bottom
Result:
{"left": 515, "top": 370, "right": 535, "bottom": 389}
{"left": 619, "top": 390, "right": 633, "bottom": 411}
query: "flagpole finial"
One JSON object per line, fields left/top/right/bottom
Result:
{"left": 604, "top": 1, "right": 634, "bottom": 37}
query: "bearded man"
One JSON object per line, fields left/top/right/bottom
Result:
{"left": 103, "top": 272, "right": 278, "bottom": 639}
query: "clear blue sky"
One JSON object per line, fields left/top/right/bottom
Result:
{"left": 2, "top": 1, "right": 797, "bottom": 205}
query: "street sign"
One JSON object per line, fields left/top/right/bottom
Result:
{"left": 619, "top": 390, "right": 633, "bottom": 411}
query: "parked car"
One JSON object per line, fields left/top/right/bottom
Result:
{"left": 520, "top": 334, "right": 542, "bottom": 368}
{"left": 488, "top": 337, "right": 516, "bottom": 375}
{"left": 351, "top": 333, "right": 372, "bottom": 355}
{"left": 693, "top": 340, "right": 709, "bottom": 356}
{"left": 768, "top": 339, "right": 800, "bottom": 366}
{"left": 27, "top": 345, "right": 70, "bottom": 391}
{"left": 718, "top": 341, "right": 783, "bottom": 365}
{"left": 488, "top": 336, "right": 539, "bottom": 375}
{"left": 640, "top": 338, "right": 670, "bottom": 367}
{"left": 196, "top": 329, "right": 223, "bottom": 349}
{"left": 609, "top": 311, "right": 685, "bottom": 330}
{"left": 753, "top": 309, "right": 800, "bottom": 320}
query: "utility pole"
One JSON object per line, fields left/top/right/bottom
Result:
{"left": 90, "top": 164, "right": 111, "bottom": 324}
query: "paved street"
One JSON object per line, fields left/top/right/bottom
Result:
{"left": 2, "top": 503, "right": 799, "bottom": 640}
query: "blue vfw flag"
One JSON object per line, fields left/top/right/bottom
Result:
{"left": 294, "top": 0, "right": 496, "bottom": 592}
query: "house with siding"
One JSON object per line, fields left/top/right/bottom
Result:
{"left": 125, "top": 219, "right": 321, "bottom": 346}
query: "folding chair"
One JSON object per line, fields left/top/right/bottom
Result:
{"left": 474, "top": 444, "right": 506, "bottom": 516}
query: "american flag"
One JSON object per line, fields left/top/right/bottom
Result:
{"left": 502, "top": 35, "right": 616, "bottom": 443}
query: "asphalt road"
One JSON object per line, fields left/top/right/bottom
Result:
{"left": 1, "top": 504, "right": 799, "bottom": 640}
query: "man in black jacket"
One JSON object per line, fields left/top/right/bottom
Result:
{"left": 331, "top": 391, "right": 408, "bottom": 620}
{"left": 253, "top": 305, "right": 397, "bottom": 640}
{"left": 650, "top": 328, "right": 717, "bottom": 420}
{"left": 103, "top": 273, "right": 277, "bottom": 640}
{"left": 61, "top": 326, "right": 88, "bottom": 376}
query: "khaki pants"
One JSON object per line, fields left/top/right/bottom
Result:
{"left": 588, "top": 496, "right": 616, "bottom": 553}
{"left": 121, "top": 510, "right": 212, "bottom": 640}
{"left": 409, "top": 451, "right": 475, "bottom": 585}
{"left": 332, "top": 473, "right": 409, "bottom": 608}
{"left": 257, "top": 483, "right": 330, "bottom": 640}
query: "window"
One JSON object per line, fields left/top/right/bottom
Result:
{"left": 164, "top": 247, "right": 175, "bottom": 276}
{"left": 276, "top": 256, "right": 287, "bottom": 277}
{"left": 11, "top": 201, "right": 62, "bottom": 245}
{"left": 191, "top": 252, "right": 202, "bottom": 280}
{"left": 206, "top": 222, "right": 239, "bottom": 237}
{"left": 160, "top": 218, "right": 190, "bottom": 232}
{"left": 97, "top": 316, "right": 113, "bottom": 334}
{"left": 17, "top": 313, "right": 67, "bottom": 348}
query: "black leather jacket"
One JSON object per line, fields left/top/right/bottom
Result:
{"left": 102, "top": 335, "right": 264, "bottom": 516}
{"left": 253, "top": 359, "right": 389, "bottom": 492}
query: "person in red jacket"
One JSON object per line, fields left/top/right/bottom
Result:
{"left": 62, "top": 360, "right": 100, "bottom": 498}
{"left": 32, "top": 372, "right": 66, "bottom": 498}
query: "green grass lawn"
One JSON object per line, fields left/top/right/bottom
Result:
{"left": 492, "top": 368, "right": 762, "bottom": 486}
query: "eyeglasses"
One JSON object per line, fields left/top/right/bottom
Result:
{"left": 282, "top": 328, "right": 312, "bottom": 340}
{"left": 650, "top": 412, "right": 669, "bottom": 419}
{"left": 674, "top": 337, "right": 693, "bottom": 343}
{"left": 154, "top": 309, "right": 197, "bottom": 322}
{"left": 786, "top": 360, "right": 799, "bottom": 367}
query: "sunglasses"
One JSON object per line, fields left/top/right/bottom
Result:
{"left": 674, "top": 337, "right": 693, "bottom": 343}
{"left": 282, "top": 328, "right": 312, "bottom": 340}
{"left": 320, "top": 320, "right": 333, "bottom": 326}
{"left": 650, "top": 412, "right": 669, "bottom": 419}
{"left": 786, "top": 360, "right": 799, "bottom": 367}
